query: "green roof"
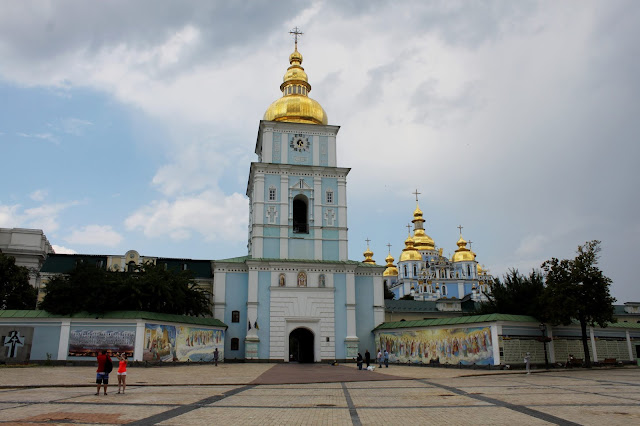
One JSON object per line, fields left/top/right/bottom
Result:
{"left": 375, "top": 313, "right": 539, "bottom": 330}
{"left": 385, "top": 299, "right": 440, "bottom": 313}
{"left": 215, "top": 256, "right": 382, "bottom": 267}
{"left": 0, "top": 310, "right": 227, "bottom": 328}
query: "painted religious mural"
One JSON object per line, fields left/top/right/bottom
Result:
{"left": 143, "top": 323, "right": 224, "bottom": 362}
{"left": 68, "top": 329, "right": 135, "bottom": 357}
{"left": 376, "top": 326, "right": 494, "bottom": 365}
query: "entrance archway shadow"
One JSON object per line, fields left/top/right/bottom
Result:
{"left": 289, "top": 327, "right": 314, "bottom": 363}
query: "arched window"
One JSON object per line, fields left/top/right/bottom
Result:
{"left": 413, "top": 265, "right": 417, "bottom": 276}
{"left": 292, "top": 194, "right": 309, "bottom": 234}
{"left": 319, "top": 274, "right": 326, "bottom": 288}
{"left": 232, "top": 311, "right": 240, "bottom": 323}
{"left": 467, "top": 265, "right": 471, "bottom": 277}
{"left": 441, "top": 285, "right": 447, "bottom": 296}
{"left": 404, "top": 265, "right": 408, "bottom": 277}
{"left": 279, "top": 273, "right": 286, "bottom": 287}
{"left": 230, "top": 338, "right": 239, "bottom": 351}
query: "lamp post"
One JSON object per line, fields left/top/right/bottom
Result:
{"left": 539, "top": 323, "right": 549, "bottom": 370}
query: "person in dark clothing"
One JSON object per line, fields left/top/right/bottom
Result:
{"left": 365, "top": 349, "right": 371, "bottom": 368}
{"left": 357, "top": 353, "right": 363, "bottom": 370}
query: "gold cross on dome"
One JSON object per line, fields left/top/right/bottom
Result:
{"left": 387, "top": 243, "right": 392, "bottom": 254}
{"left": 289, "top": 27, "right": 303, "bottom": 48}
{"left": 468, "top": 240, "right": 473, "bottom": 249}
{"left": 406, "top": 223, "right": 412, "bottom": 235}
{"left": 412, "top": 189, "right": 421, "bottom": 202}
{"left": 365, "top": 237, "right": 371, "bottom": 247}
{"left": 457, "top": 225, "right": 463, "bottom": 236}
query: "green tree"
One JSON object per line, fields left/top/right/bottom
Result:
{"left": 476, "top": 269, "right": 546, "bottom": 319}
{"left": 542, "top": 240, "right": 615, "bottom": 368}
{"left": 383, "top": 282, "right": 395, "bottom": 300}
{"left": 0, "top": 253, "right": 37, "bottom": 310}
{"left": 40, "top": 260, "right": 211, "bottom": 316}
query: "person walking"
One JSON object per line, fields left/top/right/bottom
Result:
{"left": 214, "top": 348, "right": 219, "bottom": 366}
{"left": 524, "top": 352, "right": 531, "bottom": 375}
{"left": 117, "top": 354, "right": 127, "bottom": 394}
{"left": 95, "top": 349, "right": 110, "bottom": 396}
{"left": 365, "top": 349, "right": 371, "bottom": 368}
{"left": 377, "top": 349, "right": 383, "bottom": 368}
{"left": 356, "top": 353, "right": 363, "bottom": 370}
{"left": 384, "top": 349, "right": 389, "bottom": 368}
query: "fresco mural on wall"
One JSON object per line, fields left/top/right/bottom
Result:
{"left": 68, "top": 329, "right": 135, "bottom": 357}
{"left": 376, "top": 326, "right": 494, "bottom": 365}
{"left": 143, "top": 323, "right": 224, "bottom": 362}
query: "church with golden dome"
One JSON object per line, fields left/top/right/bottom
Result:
{"left": 381, "top": 197, "right": 493, "bottom": 302}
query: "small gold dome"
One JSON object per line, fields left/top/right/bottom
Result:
{"left": 263, "top": 46, "right": 328, "bottom": 125}
{"left": 363, "top": 245, "right": 375, "bottom": 264}
{"left": 383, "top": 253, "right": 398, "bottom": 276}
{"left": 452, "top": 236, "right": 476, "bottom": 263}
{"left": 411, "top": 202, "right": 435, "bottom": 250}
{"left": 399, "top": 235, "right": 422, "bottom": 262}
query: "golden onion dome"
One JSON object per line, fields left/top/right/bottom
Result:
{"left": 413, "top": 228, "right": 435, "bottom": 250}
{"left": 399, "top": 235, "right": 422, "bottom": 262}
{"left": 363, "top": 245, "right": 375, "bottom": 264}
{"left": 263, "top": 45, "right": 328, "bottom": 125}
{"left": 383, "top": 253, "right": 398, "bottom": 276}
{"left": 451, "top": 235, "right": 476, "bottom": 263}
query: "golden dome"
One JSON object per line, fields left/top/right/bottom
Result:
{"left": 451, "top": 235, "right": 476, "bottom": 263}
{"left": 411, "top": 202, "right": 435, "bottom": 250}
{"left": 263, "top": 45, "right": 328, "bottom": 125}
{"left": 363, "top": 245, "right": 375, "bottom": 264}
{"left": 383, "top": 253, "right": 398, "bottom": 276}
{"left": 399, "top": 235, "right": 422, "bottom": 262}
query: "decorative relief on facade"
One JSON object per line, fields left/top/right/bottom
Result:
{"left": 266, "top": 206, "right": 278, "bottom": 224}
{"left": 297, "top": 271, "right": 307, "bottom": 287}
{"left": 279, "top": 273, "right": 286, "bottom": 287}
{"left": 273, "top": 132, "right": 281, "bottom": 163}
{"left": 319, "top": 274, "right": 326, "bottom": 288}
{"left": 324, "top": 208, "right": 335, "bottom": 226}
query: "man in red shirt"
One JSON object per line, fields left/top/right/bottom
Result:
{"left": 95, "top": 350, "right": 110, "bottom": 395}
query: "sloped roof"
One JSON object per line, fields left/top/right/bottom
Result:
{"left": 385, "top": 299, "right": 440, "bottom": 312}
{"left": 375, "top": 313, "right": 539, "bottom": 330}
{"left": 0, "top": 310, "right": 227, "bottom": 328}
{"left": 215, "top": 255, "right": 382, "bottom": 267}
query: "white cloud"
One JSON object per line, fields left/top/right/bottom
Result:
{"left": 23, "top": 202, "right": 78, "bottom": 233}
{"left": 17, "top": 132, "right": 58, "bottom": 144}
{"left": 515, "top": 234, "right": 550, "bottom": 258}
{"left": 29, "top": 189, "right": 47, "bottom": 202}
{"left": 66, "top": 225, "right": 123, "bottom": 247}
{"left": 60, "top": 118, "right": 93, "bottom": 136}
{"left": 124, "top": 191, "right": 248, "bottom": 242}
{"left": 0, "top": 205, "right": 21, "bottom": 227}
{"left": 52, "top": 245, "right": 77, "bottom": 254}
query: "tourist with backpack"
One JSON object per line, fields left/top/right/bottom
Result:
{"left": 95, "top": 349, "right": 112, "bottom": 395}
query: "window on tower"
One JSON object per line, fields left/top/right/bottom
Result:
{"left": 269, "top": 186, "right": 277, "bottom": 201}
{"left": 326, "top": 189, "right": 333, "bottom": 204}
{"left": 292, "top": 194, "right": 309, "bottom": 234}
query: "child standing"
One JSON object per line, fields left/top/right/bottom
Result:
{"left": 117, "top": 354, "right": 127, "bottom": 394}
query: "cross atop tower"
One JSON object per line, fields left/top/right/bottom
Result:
{"left": 468, "top": 240, "right": 473, "bottom": 250}
{"left": 406, "top": 223, "right": 412, "bottom": 235}
{"left": 289, "top": 27, "right": 303, "bottom": 50}
{"left": 457, "top": 224, "right": 463, "bottom": 236}
{"left": 412, "top": 189, "right": 421, "bottom": 202}
{"left": 365, "top": 237, "right": 371, "bottom": 248}
{"left": 387, "top": 243, "right": 392, "bottom": 254}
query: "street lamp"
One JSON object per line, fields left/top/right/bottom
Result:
{"left": 539, "top": 323, "right": 549, "bottom": 370}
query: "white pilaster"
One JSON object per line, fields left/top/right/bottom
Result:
{"left": 547, "top": 327, "right": 555, "bottom": 363}
{"left": 491, "top": 324, "right": 500, "bottom": 365}
{"left": 372, "top": 275, "right": 385, "bottom": 327}
{"left": 328, "top": 134, "right": 336, "bottom": 166}
{"left": 262, "top": 129, "right": 273, "bottom": 163}
{"left": 57, "top": 320, "right": 70, "bottom": 361}
{"left": 134, "top": 321, "right": 145, "bottom": 361}
{"left": 213, "top": 271, "right": 226, "bottom": 321}
{"left": 589, "top": 327, "right": 598, "bottom": 362}
{"left": 346, "top": 271, "right": 357, "bottom": 338}
{"left": 247, "top": 268, "right": 259, "bottom": 339}
{"left": 626, "top": 330, "right": 634, "bottom": 361}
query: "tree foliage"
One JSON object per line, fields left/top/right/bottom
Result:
{"left": 0, "top": 253, "right": 37, "bottom": 310}
{"left": 476, "top": 269, "right": 546, "bottom": 319}
{"left": 39, "top": 261, "right": 211, "bottom": 316}
{"left": 383, "top": 283, "right": 395, "bottom": 300}
{"left": 542, "top": 240, "right": 615, "bottom": 368}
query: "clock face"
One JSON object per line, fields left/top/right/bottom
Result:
{"left": 290, "top": 134, "right": 310, "bottom": 152}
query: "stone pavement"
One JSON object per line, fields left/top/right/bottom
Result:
{"left": 0, "top": 363, "right": 638, "bottom": 425}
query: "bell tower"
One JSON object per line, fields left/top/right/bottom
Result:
{"left": 246, "top": 30, "right": 350, "bottom": 261}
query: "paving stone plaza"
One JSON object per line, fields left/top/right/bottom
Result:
{"left": 0, "top": 364, "right": 638, "bottom": 425}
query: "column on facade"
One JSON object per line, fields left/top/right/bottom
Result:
{"left": 57, "top": 320, "right": 71, "bottom": 361}
{"left": 337, "top": 177, "right": 348, "bottom": 260}
{"left": 626, "top": 330, "right": 634, "bottom": 361}
{"left": 490, "top": 324, "right": 501, "bottom": 366}
{"left": 589, "top": 326, "right": 598, "bottom": 362}
{"left": 345, "top": 270, "right": 357, "bottom": 340}
{"left": 134, "top": 321, "right": 145, "bottom": 361}
{"left": 213, "top": 270, "right": 226, "bottom": 321}
{"left": 313, "top": 174, "right": 323, "bottom": 260}
{"left": 252, "top": 174, "right": 265, "bottom": 258}
{"left": 279, "top": 173, "right": 289, "bottom": 258}
{"left": 246, "top": 267, "right": 259, "bottom": 340}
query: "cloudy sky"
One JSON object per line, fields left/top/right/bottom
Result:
{"left": 1, "top": 0, "right": 638, "bottom": 302}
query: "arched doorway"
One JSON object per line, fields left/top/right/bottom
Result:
{"left": 289, "top": 328, "right": 314, "bottom": 363}
{"left": 292, "top": 194, "right": 308, "bottom": 234}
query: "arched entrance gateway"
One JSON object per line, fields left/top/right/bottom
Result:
{"left": 289, "top": 328, "right": 315, "bottom": 363}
